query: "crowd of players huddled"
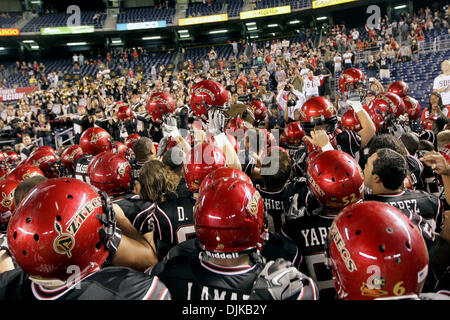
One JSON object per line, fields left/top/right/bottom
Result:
{"left": 0, "top": 25, "right": 449, "bottom": 299}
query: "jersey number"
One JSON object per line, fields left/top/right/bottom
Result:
{"left": 175, "top": 224, "right": 196, "bottom": 243}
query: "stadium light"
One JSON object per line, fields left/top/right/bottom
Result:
{"left": 31, "top": 45, "right": 39, "bottom": 50}
{"left": 22, "top": 40, "right": 35, "bottom": 43}
{"left": 250, "top": 35, "right": 258, "bottom": 39}
{"left": 267, "top": 24, "right": 278, "bottom": 28}
{"left": 289, "top": 20, "right": 300, "bottom": 24}
{"left": 111, "top": 39, "right": 122, "bottom": 44}
{"left": 0, "top": 47, "right": 5, "bottom": 50}
{"left": 394, "top": 5, "right": 407, "bottom": 10}
{"left": 180, "top": 34, "right": 190, "bottom": 38}
{"left": 245, "top": 22, "right": 256, "bottom": 26}
{"left": 67, "top": 42, "right": 87, "bottom": 46}
{"left": 317, "top": 16, "right": 328, "bottom": 21}
{"left": 142, "top": 36, "right": 161, "bottom": 40}
{"left": 209, "top": 29, "right": 228, "bottom": 34}
{"left": 178, "top": 30, "right": 189, "bottom": 33}
{"left": 247, "top": 26, "right": 257, "bottom": 31}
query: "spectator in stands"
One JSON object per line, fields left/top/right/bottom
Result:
{"left": 265, "top": 104, "right": 284, "bottom": 131}
{"left": 315, "top": 62, "right": 332, "bottom": 101}
{"left": 366, "top": 55, "right": 379, "bottom": 79}
{"left": 411, "top": 39, "right": 420, "bottom": 61}
{"left": 343, "top": 49, "right": 353, "bottom": 69}
{"left": 79, "top": 53, "right": 85, "bottom": 66}
{"left": 333, "top": 52, "right": 342, "bottom": 74}
{"left": 399, "top": 43, "right": 412, "bottom": 62}
{"left": 34, "top": 114, "right": 52, "bottom": 147}
{"left": 378, "top": 52, "right": 391, "bottom": 80}
{"left": 17, "top": 133, "right": 36, "bottom": 160}
{"left": 433, "top": 60, "right": 450, "bottom": 107}
{"left": 303, "top": 69, "right": 320, "bottom": 101}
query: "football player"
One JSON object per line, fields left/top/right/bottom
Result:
{"left": 281, "top": 150, "right": 365, "bottom": 299}
{"left": 73, "top": 127, "right": 113, "bottom": 183}
{"left": 326, "top": 201, "right": 449, "bottom": 300}
{"left": 363, "top": 148, "right": 443, "bottom": 241}
{"left": 150, "top": 177, "right": 318, "bottom": 300}
{"left": 0, "top": 178, "right": 170, "bottom": 300}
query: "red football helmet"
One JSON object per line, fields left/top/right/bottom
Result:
{"left": 327, "top": 201, "right": 429, "bottom": 300}
{"left": 60, "top": 145, "right": 84, "bottom": 173}
{"left": 373, "top": 92, "right": 406, "bottom": 117}
{"left": 387, "top": 81, "right": 410, "bottom": 98}
{"left": 338, "top": 68, "right": 366, "bottom": 94}
{"left": 341, "top": 109, "right": 362, "bottom": 131}
{"left": 88, "top": 151, "right": 133, "bottom": 196}
{"left": 113, "top": 141, "right": 132, "bottom": 159}
{"left": 226, "top": 117, "right": 246, "bottom": 132}
{"left": 402, "top": 96, "right": 421, "bottom": 121}
{"left": 79, "top": 127, "right": 112, "bottom": 156}
{"left": 195, "top": 178, "right": 265, "bottom": 254}
{"left": 124, "top": 134, "right": 141, "bottom": 149}
{"left": 199, "top": 167, "right": 253, "bottom": 194}
{"left": 7, "top": 178, "right": 110, "bottom": 282}
{"left": 146, "top": 92, "right": 176, "bottom": 123}
{"left": 6, "top": 164, "right": 45, "bottom": 182}
{"left": 281, "top": 122, "right": 305, "bottom": 146}
{"left": 117, "top": 105, "right": 134, "bottom": 121}
{"left": 32, "top": 145, "right": 56, "bottom": 156}
{"left": 0, "top": 151, "right": 8, "bottom": 178}
{"left": 4, "top": 150, "right": 20, "bottom": 167}
{"left": 0, "top": 180, "right": 19, "bottom": 224}
{"left": 364, "top": 99, "right": 388, "bottom": 132}
{"left": 248, "top": 100, "right": 267, "bottom": 122}
{"left": 307, "top": 150, "right": 364, "bottom": 212}
{"left": 300, "top": 97, "right": 338, "bottom": 136}
{"left": 24, "top": 149, "right": 60, "bottom": 178}
{"left": 183, "top": 143, "right": 226, "bottom": 192}
{"left": 190, "top": 80, "right": 229, "bottom": 118}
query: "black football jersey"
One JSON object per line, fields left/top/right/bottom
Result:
{"left": 73, "top": 155, "right": 93, "bottom": 184}
{"left": 114, "top": 195, "right": 154, "bottom": 227}
{"left": 150, "top": 239, "right": 317, "bottom": 300}
{"left": 255, "top": 177, "right": 308, "bottom": 233}
{"left": 0, "top": 266, "right": 170, "bottom": 300}
{"left": 281, "top": 213, "right": 336, "bottom": 299}
{"left": 364, "top": 191, "right": 443, "bottom": 252}
{"left": 260, "top": 232, "right": 302, "bottom": 269}
{"left": 406, "top": 155, "right": 425, "bottom": 190}
{"left": 333, "top": 129, "right": 362, "bottom": 159}
{"left": 135, "top": 179, "right": 196, "bottom": 260}
{"left": 150, "top": 239, "right": 265, "bottom": 300}
{"left": 364, "top": 190, "right": 444, "bottom": 234}
{"left": 129, "top": 159, "right": 146, "bottom": 180}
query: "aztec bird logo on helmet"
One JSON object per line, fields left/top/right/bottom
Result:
{"left": 52, "top": 196, "right": 103, "bottom": 258}
{"left": 1, "top": 191, "right": 14, "bottom": 210}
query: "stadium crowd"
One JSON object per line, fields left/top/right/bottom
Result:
{"left": 0, "top": 4, "right": 448, "bottom": 301}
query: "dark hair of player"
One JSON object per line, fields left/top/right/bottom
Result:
{"left": 372, "top": 148, "right": 408, "bottom": 191}
{"left": 14, "top": 175, "right": 48, "bottom": 206}
{"left": 138, "top": 160, "right": 180, "bottom": 204}
{"left": 400, "top": 132, "right": 420, "bottom": 155}
{"left": 132, "top": 137, "right": 154, "bottom": 162}
{"left": 368, "top": 134, "right": 408, "bottom": 158}
{"left": 260, "top": 148, "right": 292, "bottom": 191}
